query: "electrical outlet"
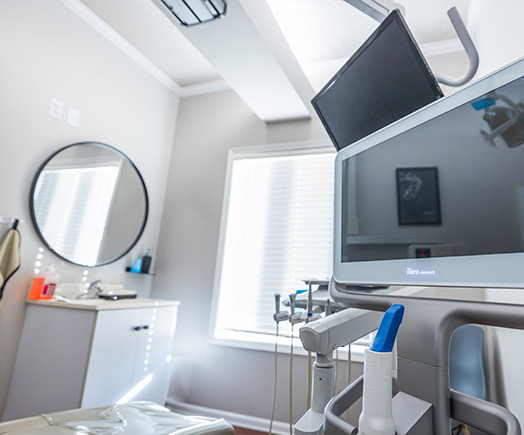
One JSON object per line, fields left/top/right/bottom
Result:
{"left": 48, "top": 99, "right": 63, "bottom": 120}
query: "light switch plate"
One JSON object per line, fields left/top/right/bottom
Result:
{"left": 67, "top": 107, "right": 80, "bottom": 128}
{"left": 48, "top": 99, "right": 63, "bottom": 120}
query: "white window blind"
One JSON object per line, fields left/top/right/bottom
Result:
{"left": 33, "top": 166, "right": 120, "bottom": 266}
{"left": 212, "top": 149, "right": 337, "bottom": 344}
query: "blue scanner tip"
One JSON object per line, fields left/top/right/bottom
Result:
{"left": 370, "top": 304, "right": 405, "bottom": 353}
{"left": 471, "top": 98, "right": 496, "bottom": 111}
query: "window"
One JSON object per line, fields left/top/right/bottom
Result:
{"left": 210, "top": 141, "right": 373, "bottom": 357}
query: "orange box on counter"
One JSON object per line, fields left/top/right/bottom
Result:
{"left": 27, "top": 277, "right": 46, "bottom": 300}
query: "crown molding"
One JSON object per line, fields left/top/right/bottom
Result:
{"left": 420, "top": 38, "right": 464, "bottom": 57}
{"left": 180, "top": 79, "right": 231, "bottom": 97}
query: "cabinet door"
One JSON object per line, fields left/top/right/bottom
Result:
{"left": 81, "top": 308, "right": 144, "bottom": 407}
{"left": 131, "top": 305, "right": 178, "bottom": 404}
{"left": 81, "top": 305, "right": 178, "bottom": 408}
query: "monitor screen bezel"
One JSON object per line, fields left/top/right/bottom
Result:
{"left": 333, "top": 56, "right": 524, "bottom": 289}
{"left": 312, "top": 9, "right": 443, "bottom": 151}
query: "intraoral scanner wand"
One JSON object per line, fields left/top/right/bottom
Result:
{"left": 358, "top": 304, "right": 405, "bottom": 435}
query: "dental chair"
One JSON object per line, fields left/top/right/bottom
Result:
{"left": 0, "top": 402, "right": 234, "bottom": 435}
{"left": 450, "top": 325, "right": 488, "bottom": 402}
{"left": 450, "top": 325, "right": 489, "bottom": 435}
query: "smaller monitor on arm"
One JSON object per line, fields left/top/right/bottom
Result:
{"left": 312, "top": 9, "right": 443, "bottom": 151}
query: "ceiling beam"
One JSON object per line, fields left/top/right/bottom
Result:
{"left": 152, "top": 0, "right": 311, "bottom": 123}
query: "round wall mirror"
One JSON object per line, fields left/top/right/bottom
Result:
{"left": 30, "top": 142, "right": 148, "bottom": 267}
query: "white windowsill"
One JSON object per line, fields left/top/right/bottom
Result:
{"left": 209, "top": 331, "right": 369, "bottom": 363}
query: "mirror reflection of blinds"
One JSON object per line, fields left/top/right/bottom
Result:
{"left": 214, "top": 152, "right": 335, "bottom": 342}
{"left": 33, "top": 166, "right": 120, "bottom": 266}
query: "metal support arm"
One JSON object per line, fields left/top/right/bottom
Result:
{"left": 324, "top": 375, "right": 363, "bottom": 435}
{"left": 343, "top": 3, "right": 479, "bottom": 88}
{"left": 299, "top": 307, "right": 382, "bottom": 355}
{"left": 451, "top": 389, "right": 521, "bottom": 435}
{"left": 329, "top": 277, "right": 524, "bottom": 435}
{"left": 432, "top": 7, "right": 479, "bottom": 88}
{"left": 324, "top": 376, "right": 520, "bottom": 435}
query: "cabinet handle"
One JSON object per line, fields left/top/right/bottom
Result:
{"left": 133, "top": 326, "right": 142, "bottom": 331}
{"left": 142, "top": 325, "right": 149, "bottom": 330}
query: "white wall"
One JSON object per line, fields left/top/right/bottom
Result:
{"left": 0, "top": 0, "right": 179, "bottom": 418}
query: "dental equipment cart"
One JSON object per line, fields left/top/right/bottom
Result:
{"left": 323, "top": 279, "right": 522, "bottom": 435}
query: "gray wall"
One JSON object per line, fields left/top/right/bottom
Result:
{"left": 149, "top": 44, "right": 477, "bottom": 426}
{"left": 100, "top": 161, "right": 147, "bottom": 263}
{"left": 0, "top": 0, "right": 179, "bottom": 418}
{"left": 150, "top": 44, "right": 475, "bottom": 426}
{"left": 150, "top": 88, "right": 355, "bottom": 424}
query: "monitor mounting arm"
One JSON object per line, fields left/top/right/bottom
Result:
{"left": 343, "top": 2, "right": 479, "bottom": 88}
{"left": 432, "top": 7, "right": 479, "bottom": 88}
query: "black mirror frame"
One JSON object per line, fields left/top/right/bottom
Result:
{"left": 29, "top": 142, "right": 149, "bottom": 268}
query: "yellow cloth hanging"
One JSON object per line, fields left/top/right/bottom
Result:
{"left": 0, "top": 226, "right": 20, "bottom": 300}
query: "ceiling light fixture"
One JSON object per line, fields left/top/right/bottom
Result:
{"left": 152, "top": 0, "right": 226, "bottom": 26}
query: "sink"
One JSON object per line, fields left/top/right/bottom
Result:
{"left": 58, "top": 283, "right": 124, "bottom": 299}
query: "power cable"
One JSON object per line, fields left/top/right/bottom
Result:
{"left": 269, "top": 322, "right": 279, "bottom": 435}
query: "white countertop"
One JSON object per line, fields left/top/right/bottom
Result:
{"left": 26, "top": 297, "right": 180, "bottom": 311}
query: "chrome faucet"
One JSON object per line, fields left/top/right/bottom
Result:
{"left": 77, "top": 280, "right": 105, "bottom": 299}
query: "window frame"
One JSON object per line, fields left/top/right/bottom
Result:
{"left": 208, "top": 139, "right": 369, "bottom": 362}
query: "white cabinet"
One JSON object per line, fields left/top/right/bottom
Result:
{"left": 3, "top": 299, "right": 179, "bottom": 421}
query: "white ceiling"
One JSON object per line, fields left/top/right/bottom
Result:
{"left": 78, "top": 0, "right": 473, "bottom": 121}
{"left": 267, "top": 0, "right": 470, "bottom": 65}
{"left": 78, "top": 0, "right": 221, "bottom": 85}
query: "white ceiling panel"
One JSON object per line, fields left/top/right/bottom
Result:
{"left": 268, "top": 0, "right": 471, "bottom": 66}
{"left": 268, "top": 0, "right": 472, "bottom": 91}
{"left": 267, "top": 0, "right": 378, "bottom": 66}
{"left": 397, "top": 0, "right": 471, "bottom": 45}
{"left": 76, "top": 0, "right": 476, "bottom": 119}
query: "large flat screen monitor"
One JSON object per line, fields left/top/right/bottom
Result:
{"left": 334, "top": 57, "right": 524, "bottom": 288}
{"left": 312, "top": 9, "right": 443, "bottom": 151}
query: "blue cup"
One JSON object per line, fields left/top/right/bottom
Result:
{"left": 130, "top": 258, "right": 142, "bottom": 273}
